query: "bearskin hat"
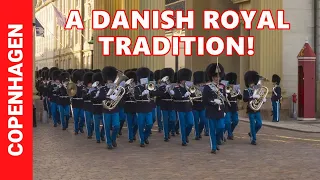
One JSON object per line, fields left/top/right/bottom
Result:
{"left": 178, "top": 68, "right": 192, "bottom": 82}
{"left": 124, "top": 69, "right": 131, "bottom": 75}
{"left": 72, "top": 69, "right": 78, "bottom": 74}
{"left": 92, "top": 72, "right": 103, "bottom": 84}
{"left": 193, "top": 71, "right": 205, "bottom": 85}
{"left": 71, "top": 69, "right": 85, "bottom": 83}
{"left": 41, "top": 70, "right": 49, "bottom": 80}
{"left": 160, "top": 68, "right": 174, "bottom": 82}
{"left": 154, "top": 70, "right": 161, "bottom": 81}
{"left": 67, "top": 69, "right": 73, "bottom": 75}
{"left": 83, "top": 72, "right": 94, "bottom": 86}
{"left": 136, "top": 67, "right": 150, "bottom": 79}
{"left": 206, "top": 63, "right": 225, "bottom": 81}
{"left": 125, "top": 71, "right": 137, "bottom": 83}
{"left": 49, "top": 67, "right": 59, "bottom": 80}
{"left": 149, "top": 71, "right": 154, "bottom": 81}
{"left": 131, "top": 68, "right": 138, "bottom": 72}
{"left": 102, "top": 66, "right": 117, "bottom": 81}
{"left": 173, "top": 72, "right": 177, "bottom": 83}
{"left": 52, "top": 70, "right": 61, "bottom": 81}
{"left": 36, "top": 70, "right": 41, "bottom": 79}
{"left": 42, "top": 67, "right": 49, "bottom": 71}
{"left": 225, "top": 72, "right": 237, "bottom": 85}
{"left": 59, "top": 72, "right": 70, "bottom": 82}
{"left": 244, "top": 71, "right": 260, "bottom": 87}
{"left": 92, "top": 69, "right": 101, "bottom": 73}
{"left": 272, "top": 74, "right": 281, "bottom": 85}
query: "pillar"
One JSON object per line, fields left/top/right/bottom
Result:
{"left": 239, "top": 22, "right": 250, "bottom": 91}
{"left": 138, "top": 0, "right": 165, "bottom": 71}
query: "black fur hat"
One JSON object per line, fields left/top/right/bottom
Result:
{"left": 124, "top": 69, "right": 131, "bottom": 75}
{"left": 49, "top": 67, "right": 59, "bottom": 80}
{"left": 67, "top": 69, "right": 73, "bottom": 75}
{"left": 178, "top": 68, "right": 192, "bottom": 82}
{"left": 72, "top": 69, "right": 78, "bottom": 74}
{"left": 93, "top": 69, "right": 101, "bottom": 73}
{"left": 71, "top": 69, "right": 85, "bottom": 83}
{"left": 154, "top": 70, "right": 161, "bottom": 81}
{"left": 206, "top": 63, "right": 225, "bottom": 81}
{"left": 42, "top": 67, "right": 49, "bottom": 71}
{"left": 59, "top": 72, "right": 70, "bottom": 82}
{"left": 136, "top": 67, "right": 150, "bottom": 79}
{"left": 131, "top": 68, "right": 138, "bottom": 72}
{"left": 225, "top": 72, "right": 237, "bottom": 85}
{"left": 36, "top": 70, "right": 41, "bottom": 78}
{"left": 244, "top": 71, "right": 260, "bottom": 87}
{"left": 173, "top": 72, "right": 177, "bottom": 83}
{"left": 102, "top": 66, "right": 117, "bottom": 82}
{"left": 52, "top": 70, "right": 61, "bottom": 81}
{"left": 193, "top": 71, "right": 205, "bottom": 85}
{"left": 149, "top": 71, "right": 154, "bottom": 81}
{"left": 41, "top": 70, "right": 49, "bottom": 80}
{"left": 83, "top": 72, "right": 94, "bottom": 86}
{"left": 160, "top": 68, "right": 174, "bottom": 82}
{"left": 272, "top": 74, "right": 281, "bottom": 85}
{"left": 92, "top": 72, "right": 103, "bottom": 84}
{"left": 125, "top": 71, "right": 137, "bottom": 83}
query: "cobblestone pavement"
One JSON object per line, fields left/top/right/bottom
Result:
{"left": 33, "top": 121, "right": 320, "bottom": 180}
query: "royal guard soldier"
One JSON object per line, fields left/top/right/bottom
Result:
{"left": 67, "top": 69, "right": 73, "bottom": 76}
{"left": 170, "top": 68, "right": 194, "bottom": 146}
{"left": 48, "top": 68, "right": 61, "bottom": 127}
{"left": 123, "top": 70, "right": 138, "bottom": 143}
{"left": 134, "top": 67, "right": 154, "bottom": 147}
{"left": 172, "top": 72, "right": 180, "bottom": 136}
{"left": 99, "top": 66, "right": 120, "bottom": 149}
{"left": 191, "top": 71, "right": 207, "bottom": 140}
{"left": 154, "top": 69, "right": 163, "bottom": 133}
{"left": 71, "top": 69, "right": 86, "bottom": 134}
{"left": 243, "top": 71, "right": 266, "bottom": 145}
{"left": 39, "top": 69, "right": 50, "bottom": 120}
{"left": 57, "top": 71, "right": 72, "bottom": 130}
{"left": 118, "top": 69, "right": 128, "bottom": 136}
{"left": 149, "top": 70, "right": 157, "bottom": 134}
{"left": 152, "top": 68, "right": 176, "bottom": 142}
{"left": 202, "top": 63, "right": 226, "bottom": 153}
{"left": 271, "top": 74, "right": 281, "bottom": 122}
{"left": 90, "top": 72, "right": 106, "bottom": 143}
{"left": 203, "top": 73, "right": 211, "bottom": 136}
{"left": 82, "top": 71, "right": 94, "bottom": 139}
{"left": 224, "top": 72, "right": 242, "bottom": 140}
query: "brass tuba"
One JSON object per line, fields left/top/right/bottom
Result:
{"left": 102, "top": 71, "right": 128, "bottom": 110}
{"left": 189, "top": 85, "right": 202, "bottom": 100}
{"left": 226, "top": 85, "right": 240, "bottom": 98}
{"left": 249, "top": 77, "right": 269, "bottom": 111}
{"left": 66, "top": 81, "right": 78, "bottom": 97}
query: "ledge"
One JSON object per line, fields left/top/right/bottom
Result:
{"left": 230, "top": 0, "right": 250, "bottom": 4}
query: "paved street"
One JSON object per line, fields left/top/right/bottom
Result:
{"left": 33, "top": 121, "right": 320, "bottom": 180}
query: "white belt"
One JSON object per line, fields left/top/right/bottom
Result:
{"left": 229, "top": 101, "right": 237, "bottom": 103}
{"left": 193, "top": 100, "right": 202, "bottom": 102}
{"left": 174, "top": 100, "right": 190, "bottom": 103}
{"left": 136, "top": 100, "right": 151, "bottom": 102}
{"left": 162, "top": 99, "right": 172, "bottom": 101}
{"left": 126, "top": 101, "right": 136, "bottom": 103}
{"left": 84, "top": 100, "right": 91, "bottom": 102}
{"left": 93, "top": 104, "right": 102, "bottom": 105}
{"left": 60, "top": 96, "right": 69, "bottom": 98}
{"left": 73, "top": 98, "right": 83, "bottom": 100}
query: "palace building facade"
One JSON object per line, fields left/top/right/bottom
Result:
{"left": 34, "top": 0, "right": 320, "bottom": 117}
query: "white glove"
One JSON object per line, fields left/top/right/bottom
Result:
{"left": 166, "top": 85, "right": 171, "bottom": 91}
{"left": 110, "top": 95, "right": 117, "bottom": 100}
{"left": 184, "top": 92, "right": 191, "bottom": 97}
{"left": 170, "top": 90, "right": 175, "bottom": 95}
{"left": 263, "top": 98, "right": 267, "bottom": 102}
{"left": 252, "top": 94, "right": 260, "bottom": 99}
{"left": 224, "top": 113, "right": 226, "bottom": 116}
{"left": 113, "top": 89, "right": 119, "bottom": 94}
{"left": 213, "top": 99, "right": 222, "bottom": 105}
{"left": 142, "top": 90, "right": 149, "bottom": 96}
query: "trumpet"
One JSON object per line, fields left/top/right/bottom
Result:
{"left": 249, "top": 77, "right": 269, "bottom": 111}
{"left": 102, "top": 71, "right": 128, "bottom": 110}
{"left": 226, "top": 85, "right": 240, "bottom": 98}
{"left": 146, "top": 81, "right": 156, "bottom": 91}
{"left": 189, "top": 85, "right": 202, "bottom": 100}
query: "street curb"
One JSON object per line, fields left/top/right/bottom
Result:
{"left": 239, "top": 118, "right": 320, "bottom": 133}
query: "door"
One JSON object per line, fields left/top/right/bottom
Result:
{"left": 298, "top": 66, "right": 304, "bottom": 117}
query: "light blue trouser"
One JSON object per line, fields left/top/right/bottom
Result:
{"left": 224, "top": 111, "right": 239, "bottom": 137}
{"left": 84, "top": 111, "right": 94, "bottom": 137}
{"left": 103, "top": 113, "right": 120, "bottom": 146}
{"left": 177, "top": 111, "right": 194, "bottom": 144}
{"left": 73, "top": 108, "right": 85, "bottom": 133}
{"left": 192, "top": 109, "right": 206, "bottom": 138}
{"left": 50, "top": 102, "right": 58, "bottom": 125}
{"left": 272, "top": 101, "right": 280, "bottom": 122}
{"left": 93, "top": 114, "right": 105, "bottom": 141}
{"left": 58, "top": 105, "right": 70, "bottom": 129}
{"left": 156, "top": 106, "right": 163, "bottom": 130}
{"left": 162, "top": 110, "right": 176, "bottom": 139}
{"left": 126, "top": 113, "right": 138, "bottom": 141}
{"left": 248, "top": 112, "right": 262, "bottom": 142}
{"left": 137, "top": 112, "right": 153, "bottom": 145}
{"left": 208, "top": 118, "right": 224, "bottom": 151}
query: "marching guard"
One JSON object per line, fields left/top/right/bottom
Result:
{"left": 90, "top": 72, "right": 106, "bottom": 143}
{"left": 202, "top": 63, "right": 226, "bottom": 153}
{"left": 271, "top": 74, "right": 281, "bottom": 122}
{"left": 48, "top": 68, "right": 61, "bottom": 127}
{"left": 82, "top": 71, "right": 94, "bottom": 139}
{"left": 224, "top": 72, "right": 242, "bottom": 140}
{"left": 57, "top": 71, "right": 72, "bottom": 130}
{"left": 71, "top": 70, "right": 86, "bottom": 134}
{"left": 171, "top": 68, "right": 194, "bottom": 146}
{"left": 154, "top": 70, "right": 163, "bottom": 133}
{"left": 134, "top": 67, "right": 153, "bottom": 147}
{"left": 191, "top": 71, "right": 207, "bottom": 140}
{"left": 243, "top": 71, "right": 266, "bottom": 145}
